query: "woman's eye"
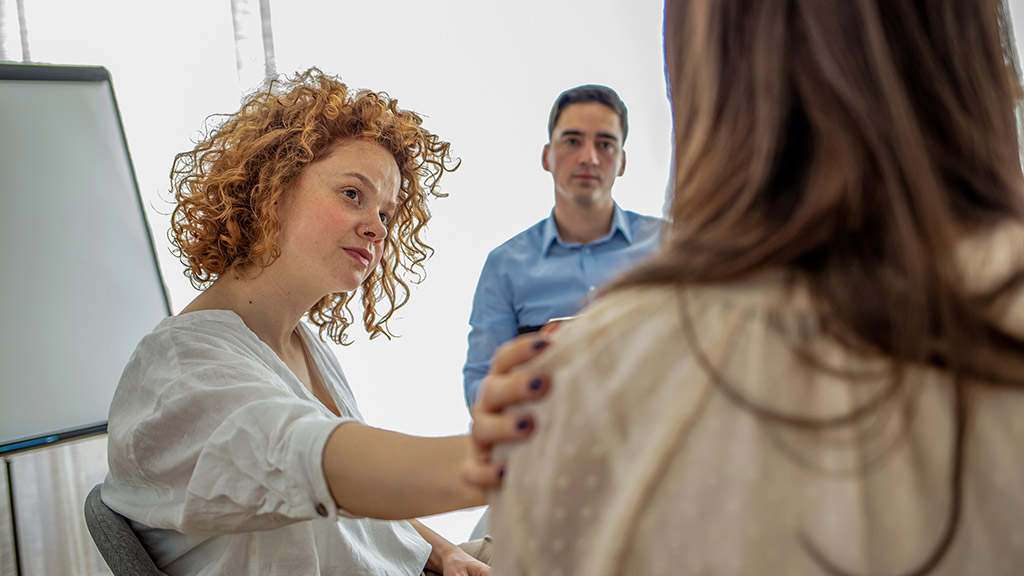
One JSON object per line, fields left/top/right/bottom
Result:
{"left": 342, "top": 188, "right": 359, "bottom": 200}
{"left": 379, "top": 212, "right": 389, "bottom": 224}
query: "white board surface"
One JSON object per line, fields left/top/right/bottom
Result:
{"left": 0, "top": 65, "right": 169, "bottom": 454}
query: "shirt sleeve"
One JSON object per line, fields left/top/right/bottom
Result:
{"left": 105, "top": 325, "right": 358, "bottom": 536}
{"left": 463, "top": 251, "right": 519, "bottom": 407}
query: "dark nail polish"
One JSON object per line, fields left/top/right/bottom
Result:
{"left": 517, "top": 417, "right": 532, "bottom": 431}
{"left": 529, "top": 377, "right": 544, "bottom": 392}
{"left": 533, "top": 339, "right": 550, "bottom": 351}
{"left": 498, "top": 466, "right": 506, "bottom": 479}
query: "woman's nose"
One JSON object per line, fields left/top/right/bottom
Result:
{"left": 362, "top": 217, "right": 387, "bottom": 243}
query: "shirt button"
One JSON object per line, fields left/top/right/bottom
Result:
{"left": 315, "top": 503, "right": 328, "bottom": 517}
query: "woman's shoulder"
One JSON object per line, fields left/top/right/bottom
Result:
{"left": 556, "top": 274, "right": 805, "bottom": 351}
{"left": 137, "top": 310, "right": 263, "bottom": 358}
{"left": 119, "top": 310, "right": 280, "bottom": 396}
{"left": 152, "top": 309, "right": 249, "bottom": 336}
{"left": 958, "top": 218, "right": 1024, "bottom": 289}
{"left": 531, "top": 275, "right": 807, "bottom": 408}
{"left": 957, "top": 219, "right": 1024, "bottom": 339}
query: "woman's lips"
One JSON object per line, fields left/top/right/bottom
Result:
{"left": 343, "top": 248, "right": 371, "bottom": 268}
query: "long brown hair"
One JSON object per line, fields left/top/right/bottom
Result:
{"left": 612, "top": 0, "right": 1024, "bottom": 573}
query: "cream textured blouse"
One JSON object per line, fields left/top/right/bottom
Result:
{"left": 491, "top": 223, "right": 1024, "bottom": 576}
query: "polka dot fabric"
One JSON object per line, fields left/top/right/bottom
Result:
{"left": 490, "top": 223, "right": 1024, "bottom": 576}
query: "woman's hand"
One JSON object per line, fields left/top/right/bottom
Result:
{"left": 464, "top": 333, "right": 551, "bottom": 490}
{"left": 439, "top": 549, "right": 490, "bottom": 576}
{"left": 410, "top": 519, "right": 491, "bottom": 576}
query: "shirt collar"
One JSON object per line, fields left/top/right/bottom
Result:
{"left": 542, "top": 202, "right": 632, "bottom": 255}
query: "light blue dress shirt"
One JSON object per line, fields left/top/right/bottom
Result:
{"left": 462, "top": 203, "right": 663, "bottom": 406}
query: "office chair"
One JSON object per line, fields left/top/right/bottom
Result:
{"left": 84, "top": 483, "right": 167, "bottom": 576}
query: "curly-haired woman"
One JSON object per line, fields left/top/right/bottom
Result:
{"left": 101, "top": 68, "right": 546, "bottom": 576}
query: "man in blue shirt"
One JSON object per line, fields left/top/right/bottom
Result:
{"left": 462, "top": 85, "right": 663, "bottom": 407}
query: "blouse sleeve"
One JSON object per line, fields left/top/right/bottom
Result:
{"left": 104, "top": 320, "right": 357, "bottom": 536}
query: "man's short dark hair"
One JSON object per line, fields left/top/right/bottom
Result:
{"left": 547, "top": 85, "right": 628, "bottom": 143}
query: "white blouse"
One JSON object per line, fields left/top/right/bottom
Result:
{"left": 491, "top": 223, "right": 1024, "bottom": 576}
{"left": 102, "top": 310, "right": 430, "bottom": 575}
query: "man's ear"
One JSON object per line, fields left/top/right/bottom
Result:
{"left": 542, "top": 144, "right": 552, "bottom": 173}
{"left": 618, "top": 149, "right": 627, "bottom": 177}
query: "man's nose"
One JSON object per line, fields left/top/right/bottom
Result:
{"left": 578, "top": 141, "right": 599, "bottom": 165}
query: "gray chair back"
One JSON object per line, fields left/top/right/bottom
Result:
{"left": 84, "top": 483, "right": 167, "bottom": 576}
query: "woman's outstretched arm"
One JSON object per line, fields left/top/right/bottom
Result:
{"left": 322, "top": 333, "right": 550, "bottom": 519}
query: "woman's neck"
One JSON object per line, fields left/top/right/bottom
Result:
{"left": 180, "top": 269, "right": 312, "bottom": 355}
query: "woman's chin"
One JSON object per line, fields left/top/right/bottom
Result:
{"left": 335, "top": 277, "right": 368, "bottom": 295}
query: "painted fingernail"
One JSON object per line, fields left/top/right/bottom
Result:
{"left": 517, "top": 416, "right": 533, "bottom": 431}
{"left": 529, "top": 377, "right": 544, "bottom": 392}
{"left": 498, "top": 466, "right": 506, "bottom": 479}
{"left": 533, "top": 339, "right": 550, "bottom": 351}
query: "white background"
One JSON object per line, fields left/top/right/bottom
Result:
{"left": 1, "top": 0, "right": 673, "bottom": 541}
{"left": 3, "top": 0, "right": 1023, "bottom": 543}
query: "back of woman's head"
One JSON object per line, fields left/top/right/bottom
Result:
{"left": 170, "top": 68, "right": 457, "bottom": 344}
{"left": 619, "top": 3, "right": 1024, "bottom": 573}
{"left": 626, "top": 0, "right": 1024, "bottom": 369}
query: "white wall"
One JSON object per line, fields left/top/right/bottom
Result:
{"left": 1, "top": 0, "right": 672, "bottom": 543}
{"left": 4, "top": 0, "right": 1022, "bottom": 551}
{"left": 271, "top": 0, "right": 673, "bottom": 538}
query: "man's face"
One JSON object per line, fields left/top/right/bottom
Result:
{"left": 543, "top": 102, "right": 626, "bottom": 209}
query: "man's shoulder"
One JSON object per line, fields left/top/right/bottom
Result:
{"left": 486, "top": 217, "right": 550, "bottom": 260}
{"left": 618, "top": 208, "right": 665, "bottom": 242}
{"left": 621, "top": 208, "right": 665, "bottom": 227}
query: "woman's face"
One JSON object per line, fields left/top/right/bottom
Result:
{"left": 273, "top": 138, "right": 400, "bottom": 297}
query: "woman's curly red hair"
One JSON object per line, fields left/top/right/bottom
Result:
{"left": 169, "top": 67, "right": 457, "bottom": 344}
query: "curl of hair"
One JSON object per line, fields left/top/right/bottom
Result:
{"left": 169, "top": 68, "right": 458, "bottom": 344}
